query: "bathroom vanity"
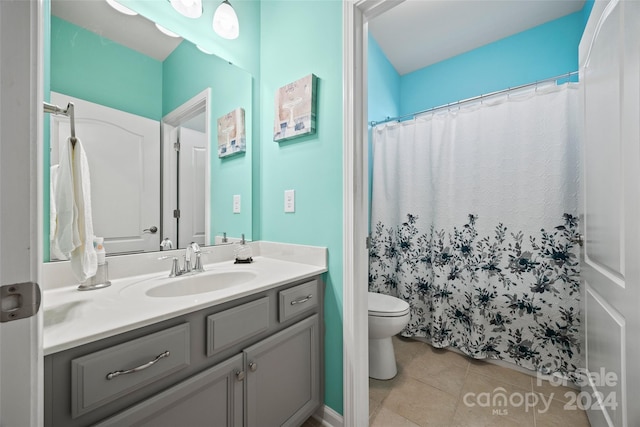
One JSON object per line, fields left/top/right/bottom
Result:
{"left": 42, "top": 243, "right": 326, "bottom": 427}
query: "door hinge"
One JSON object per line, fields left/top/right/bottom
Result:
{"left": 366, "top": 235, "right": 372, "bottom": 249}
{"left": 174, "top": 142, "right": 180, "bottom": 152}
{"left": 173, "top": 209, "right": 181, "bottom": 219}
{"left": 0, "top": 282, "right": 41, "bottom": 322}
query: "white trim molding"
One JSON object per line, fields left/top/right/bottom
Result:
{"left": 313, "top": 404, "right": 344, "bottom": 427}
{"left": 342, "top": 1, "right": 369, "bottom": 425}
{"left": 342, "top": 1, "right": 405, "bottom": 425}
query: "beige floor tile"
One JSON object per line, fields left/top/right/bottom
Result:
{"left": 394, "top": 335, "right": 428, "bottom": 368}
{"left": 452, "top": 404, "right": 532, "bottom": 427}
{"left": 300, "top": 415, "right": 322, "bottom": 427}
{"left": 370, "top": 407, "right": 421, "bottom": 427}
{"left": 406, "top": 347, "right": 469, "bottom": 398}
{"left": 370, "top": 397, "right": 382, "bottom": 419}
{"left": 454, "top": 371, "right": 535, "bottom": 427}
{"left": 532, "top": 376, "right": 580, "bottom": 403}
{"left": 370, "top": 368, "right": 411, "bottom": 404}
{"left": 534, "top": 396, "right": 591, "bottom": 427}
{"left": 382, "top": 376, "right": 458, "bottom": 426}
{"left": 468, "top": 359, "right": 534, "bottom": 391}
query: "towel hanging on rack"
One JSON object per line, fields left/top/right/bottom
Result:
{"left": 51, "top": 136, "right": 97, "bottom": 282}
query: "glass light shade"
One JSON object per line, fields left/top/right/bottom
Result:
{"left": 213, "top": 0, "right": 239, "bottom": 40}
{"left": 196, "top": 45, "right": 213, "bottom": 55}
{"left": 155, "top": 23, "right": 180, "bottom": 38}
{"left": 105, "top": 0, "right": 137, "bottom": 16}
{"left": 170, "top": 0, "right": 202, "bottom": 19}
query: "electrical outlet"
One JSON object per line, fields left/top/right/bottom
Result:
{"left": 284, "top": 189, "right": 295, "bottom": 212}
{"left": 233, "top": 195, "right": 241, "bottom": 213}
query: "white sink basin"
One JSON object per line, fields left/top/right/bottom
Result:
{"left": 120, "top": 270, "right": 257, "bottom": 298}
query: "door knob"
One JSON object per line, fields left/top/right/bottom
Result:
{"left": 143, "top": 226, "right": 158, "bottom": 234}
{"left": 236, "top": 370, "right": 245, "bottom": 381}
{"left": 249, "top": 362, "right": 258, "bottom": 372}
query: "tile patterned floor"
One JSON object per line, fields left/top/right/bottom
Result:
{"left": 301, "top": 336, "right": 591, "bottom": 426}
{"left": 369, "top": 336, "right": 591, "bottom": 427}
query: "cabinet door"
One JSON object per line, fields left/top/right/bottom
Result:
{"left": 95, "top": 354, "right": 244, "bottom": 427}
{"left": 244, "top": 314, "right": 320, "bottom": 427}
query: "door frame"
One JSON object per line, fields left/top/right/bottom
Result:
{"left": 161, "top": 88, "right": 211, "bottom": 248}
{"left": 0, "top": 0, "right": 43, "bottom": 425}
{"left": 342, "top": 1, "right": 405, "bottom": 425}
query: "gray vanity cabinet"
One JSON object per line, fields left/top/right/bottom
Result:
{"left": 245, "top": 314, "right": 320, "bottom": 427}
{"left": 44, "top": 277, "right": 323, "bottom": 427}
{"left": 95, "top": 353, "right": 244, "bottom": 427}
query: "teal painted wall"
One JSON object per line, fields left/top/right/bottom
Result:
{"left": 399, "top": 11, "right": 584, "bottom": 116}
{"left": 122, "top": 0, "right": 263, "bottom": 242}
{"left": 123, "top": 0, "right": 260, "bottom": 75}
{"left": 583, "top": 0, "right": 595, "bottom": 26}
{"left": 368, "top": 35, "right": 400, "bottom": 124}
{"left": 163, "top": 41, "right": 253, "bottom": 242}
{"left": 260, "top": 0, "right": 343, "bottom": 415}
{"left": 46, "top": 7, "right": 260, "bottom": 255}
{"left": 50, "top": 16, "right": 162, "bottom": 120}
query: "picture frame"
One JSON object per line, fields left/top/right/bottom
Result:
{"left": 217, "top": 107, "right": 246, "bottom": 158}
{"left": 273, "top": 74, "right": 317, "bottom": 142}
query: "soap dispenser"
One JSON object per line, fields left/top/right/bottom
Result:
{"left": 234, "top": 234, "right": 253, "bottom": 264}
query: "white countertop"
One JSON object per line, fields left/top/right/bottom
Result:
{"left": 43, "top": 243, "right": 327, "bottom": 356}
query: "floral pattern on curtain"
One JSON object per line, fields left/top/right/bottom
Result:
{"left": 369, "top": 212, "right": 581, "bottom": 377}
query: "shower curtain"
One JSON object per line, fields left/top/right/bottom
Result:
{"left": 369, "top": 83, "right": 582, "bottom": 378}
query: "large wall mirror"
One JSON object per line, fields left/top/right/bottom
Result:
{"left": 45, "top": 0, "right": 253, "bottom": 261}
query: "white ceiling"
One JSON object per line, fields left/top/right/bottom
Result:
{"left": 369, "top": 0, "right": 585, "bottom": 76}
{"left": 52, "top": 0, "right": 182, "bottom": 61}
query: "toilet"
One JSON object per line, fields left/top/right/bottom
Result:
{"left": 368, "top": 292, "right": 410, "bottom": 380}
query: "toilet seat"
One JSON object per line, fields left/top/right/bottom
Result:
{"left": 368, "top": 292, "right": 410, "bottom": 317}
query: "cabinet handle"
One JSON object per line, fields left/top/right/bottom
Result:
{"left": 290, "top": 294, "right": 313, "bottom": 305}
{"left": 106, "top": 351, "right": 170, "bottom": 380}
{"left": 249, "top": 362, "right": 258, "bottom": 372}
{"left": 236, "top": 370, "right": 245, "bottom": 381}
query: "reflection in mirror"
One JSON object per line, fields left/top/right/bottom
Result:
{"left": 46, "top": 0, "right": 253, "bottom": 261}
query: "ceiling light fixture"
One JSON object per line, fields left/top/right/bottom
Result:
{"left": 155, "top": 23, "right": 180, "bottom": 38}
{"left": 197, "top": 45, "right": 213, "bottom": 55}
{"left": 105, "top": 0, "right": 138, "bottom": 16}
{"left": 212, "top": 0, "right": 239, "bottom": 40}
{"left": 170, "top": 0, "right": 203, "bottom": 19}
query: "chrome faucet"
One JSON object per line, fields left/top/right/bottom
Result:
{"left": 184, "top": 242, "right": 202, "bottom": 273}
{"left": 160, "top": 237, "right": 174, "bottom": 250}
{"left": 159, "top": 242, "right": 204, "bottom": 278}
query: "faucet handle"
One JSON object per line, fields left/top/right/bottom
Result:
{"left": 158, "top": 255, "right": 180, "bottom": 277}
{"left": 193, "top": 252, "right": 204, "bottom": 272}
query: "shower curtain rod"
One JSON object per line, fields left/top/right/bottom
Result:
{"left": 370, "top": 71, "right": 578, "bottom": 127}
{"left": 43, "top": 101, "right": 77, "bottom": 146}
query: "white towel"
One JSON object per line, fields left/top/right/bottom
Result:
{"left": 51, "top": 137, "right": 97, "bottom": 282}
{"left": 49, "top": 164, "right": 68, "bottom": 260}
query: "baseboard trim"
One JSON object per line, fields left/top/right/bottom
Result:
{"left": 313, "top": 405, "right": 344, "bottom": 427}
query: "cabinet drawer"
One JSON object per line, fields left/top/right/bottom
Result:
{"left": 71, "top": 323, "right": 190, "bottom": 418}
{"left": 207, "top": 297, "right": 270, "bottom": 357}
{"left": 279, "top": 280, "right": 318, "bottom": 322}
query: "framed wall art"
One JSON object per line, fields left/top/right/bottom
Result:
{"left": 217, "top": 107, "right": 246, "bottom": 158}
{"left": 273, "top": 74, "right": 317, "bottom": 142}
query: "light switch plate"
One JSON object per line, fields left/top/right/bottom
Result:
{"left": 233, "top": 195, "right": 241, "bottom": 213}
{"left": 284, "top": 189, "right": 295, "bottom": 212}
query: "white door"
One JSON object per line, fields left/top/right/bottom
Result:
{"left": 0, "top": 0, "right": 41, "bottom": 425}
{"left": 178, "top": 126, "right": 207, "bottom": 247}
{"left": 580, "top": 0, "right": 640, "bottom": 426}
{"left": 50, "top": 93, "right": 160, "bottom": 255}
{"left": 162, "top": 89, "right": 211, "bottom": 249}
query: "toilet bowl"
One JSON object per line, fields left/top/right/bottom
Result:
{"left": 368, "top": 292, "right": 410, "bottom": 380}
